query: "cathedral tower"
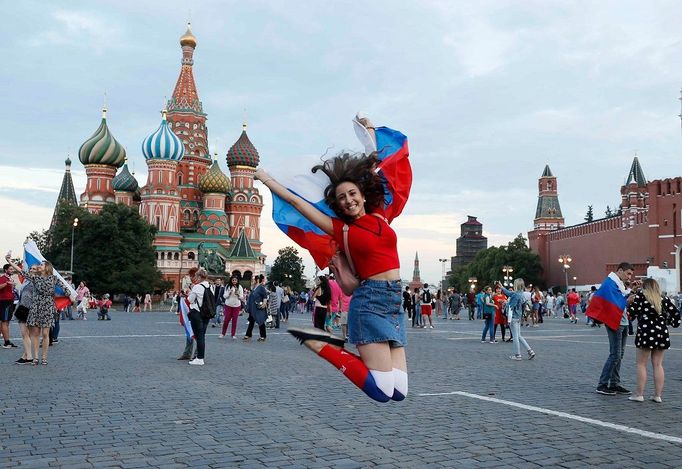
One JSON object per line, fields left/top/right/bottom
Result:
{"left": 166, "top": 23, "right": 210, "bottom": 223}
{"left": 112, "top": 159, "right": 139, "bottom": 207}
{"left": 225, "top": 124, "right": 263, "bottom": 252}
{"left": 533, "top": 165, "right": 564, "bottom": 231}
{"left": 197, "top": 156, "right": 231, "bottom": 242}
{"left": 78, "top": 108, "right": 126, "bottom": 213}
{"left": 51, "top": 157, "right": 78, "bottom": 229}
{"left": 620, "top": 156, "right": 648, "bottom": 228}
{"left": 139, "top": 110, "right": 185, "bottom": 251}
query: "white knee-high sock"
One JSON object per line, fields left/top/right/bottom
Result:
{"left": 369, "top": 370, "right": 395, "bottom": 399}
{"left": 392, "top": 368, "right": 408, "bottom": 399}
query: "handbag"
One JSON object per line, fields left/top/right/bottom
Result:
{"left": 329, "top": 224, "right": 360, "bottom": 296}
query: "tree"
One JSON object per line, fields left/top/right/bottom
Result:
{"left": 42, "top": 203, "right": 167, "bottom": 295}
{"left": 584, "top": 205, "right": 593, "bottom": 222}
{"left": 446, "top": 234, "right": 543, "bottom": 292}
{"left": 268, "top": 246, "right": 306, "bottom": 292}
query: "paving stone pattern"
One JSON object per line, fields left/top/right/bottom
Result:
{"left": 2, "top": 311, "right": 682, "bottom": 467}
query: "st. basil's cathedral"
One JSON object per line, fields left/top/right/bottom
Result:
{"left": 57, "top": 24, "right": 266, "bottom": 289}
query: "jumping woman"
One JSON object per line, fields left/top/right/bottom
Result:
{"left": 255, "top": 114, "right": 411, "bottom": 403}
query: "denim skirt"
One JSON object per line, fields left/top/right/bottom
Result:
{"left": 348, "top": 280, "right": 407, "bottom": 347}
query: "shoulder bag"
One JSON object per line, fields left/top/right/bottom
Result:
{"left": 329, "top": 224, "right": 360, "bottom": 296}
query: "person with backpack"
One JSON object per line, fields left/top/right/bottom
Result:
{"left": 498, "top": 279, "right": 536, "bottom": 361}
{"left": 421, "top": 283, "right": 434, "bottom": 329}
{"left": 187, "top": 268, "right": 214, "bottom": 365}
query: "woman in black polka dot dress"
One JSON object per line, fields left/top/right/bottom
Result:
{"left": 629, "top": 278, "right": 681, "bottom": 402}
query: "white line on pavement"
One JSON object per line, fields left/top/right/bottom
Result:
{"left": 418, "top": 391, "right": 682, "bottom": 444}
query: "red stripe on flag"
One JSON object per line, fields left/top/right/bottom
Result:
{"left": 586, "top": 295, "right": 624, "bottom": 330}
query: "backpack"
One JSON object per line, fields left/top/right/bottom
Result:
{"left": 199, "top": 284, "right": 216, "bottom": 319}
{"left": 423, "top": 290, "right": 432, "bottom": 303}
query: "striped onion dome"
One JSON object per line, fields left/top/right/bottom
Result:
{"left": 199, "top": 158, "right": 231, "bottom": 194}
{"left": 112, "top": 162, "right": 139, "bottom": 192}
{"left": 78, "top": 109, "right": 126, "bottom": 167}
{"left": 226, "top": 124, "right": 259, "bottom": 167}
{"left": 142, "top": 110, "right": 185, "bottom": 161}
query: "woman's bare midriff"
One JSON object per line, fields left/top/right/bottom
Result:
{"left": 366, "top": 269, "right": 401, "bottom": 281}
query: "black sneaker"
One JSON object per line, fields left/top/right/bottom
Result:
{"left": 596, "top": 384, "right": 616, "bottom": 395}
{"left": 609, "top": 385, "right": 631, "bottom": 395}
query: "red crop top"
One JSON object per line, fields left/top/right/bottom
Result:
{"left": 332, "top": 214, "right": 400, "bottom": 280}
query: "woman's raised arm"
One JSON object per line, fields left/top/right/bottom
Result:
{"left": 255, "top": 168, "right": 334, "bottom": 236}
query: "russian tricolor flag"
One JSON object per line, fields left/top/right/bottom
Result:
{"left": 24, "top": 239, "right": 77, "bottom": 311}
{"left": 178, "top": 296, "right": 194, "bottom": 340}
{"left": 270, "top": 116, "right": 411, "bottom": 268}
{"left": 586, "top": 272, "right": 628, "bottom": 330}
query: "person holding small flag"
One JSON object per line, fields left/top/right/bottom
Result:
{"left": 5, "top": 254, "right": 73, "bottom": 365}
{"left": 586, "top": 262, "right": 637, "bottom": 396}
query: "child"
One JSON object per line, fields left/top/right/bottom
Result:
{"left": 76, "top": 294, "right": 89, "bottom": 320}
{"left": 98, "top": 294, "right": 112, "bottom": 320}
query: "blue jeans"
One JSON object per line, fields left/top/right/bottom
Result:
{"left": 598, "top": 325, "right": 628, "bottom": 387}
{"left": 481, "top": 315, "right": 494, "bottom": 341}
{"left": 510, "top": 319, "right": 531, "bottom": 356}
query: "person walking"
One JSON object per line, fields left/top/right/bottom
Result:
{"left": 412, "top": 287, "right": 422, "bottom": 328}
{"left": 421, "top": 284, "right": 434, "bottom": 329}
{"left": 5, "top": 255, "right": 72, "bottom": 365}
{"left": 187, "top": 268, "right": 212, "bottom": 365}
{"left": 177, "top": 267, "right": 198, "bottom": 360}
{"left": 211, "top": 278, "right": 225, "bottom": 329}
{"left": 143, "top": 292, "right": 152, "bottom": 312}
{"left": 243, "top": 274, "right": 268, "bottom": 342}
{"left": 499, "top": 280, "right": 536, "bottom": 360}
{"left": 480, "top": 286, "right": 496, "bottom": 343}
{"left": 220, "top": 275, "right": 243, "bottom": 339}
{"left": 0, "top": 263, "right": 18, "bottom": 349}
{"left": 628, "top": 278, "right": 681, "bottom": 403}
{"left": 449, "top": 290, "right": 462, "bottom": 320}
{"left": 312, "top": 275, "right": 331, "bottom": 330}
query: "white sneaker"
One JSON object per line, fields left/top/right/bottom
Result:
{"left": 188, "top": 358, "right": 204, "bottom": 366}
{"left": 218, "top": 334, "right": 225, "bottom": 339}
{"left": 628, "top": 395, "right": 644, "bottom": 402}
{"left": 231, "top": 335, "right": 237, "bottom": 339}
{"left": 429, "top": 325, "right": 434, "bottom": 329}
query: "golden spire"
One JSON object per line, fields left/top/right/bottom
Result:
{"left": 179, "top": 22, "right": 197, "bottom": 48}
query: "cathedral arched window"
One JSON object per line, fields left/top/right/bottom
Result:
{"left": 193, "top": 211, "right": 199, "bottom": 222}
{"left": 160, "top": 252, "right": 165, "bottom": 260}
{"left": 183, "top": 210, "right": 190, "bottom": 222}
{"left": 174, "top": 252, "right": 180, "bottom": 260}
{"left": 177, "top": 173, "right": 183, "bottom": 185}
{"left": 547, "top": 181, "right": 553, "bottom": 191}
{"left": 187, "top": 252, "right": 195, "bottom": 260}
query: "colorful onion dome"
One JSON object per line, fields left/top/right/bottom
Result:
{"left": 179, "top": 23, "right": 197, "bottom": 48}
{"left": 78, "top": 109, "right": 126, "bottom": 167}
{"left": 226, "top": 124, "right": 260, "bottom": 167}
{"left": 112, "top": 162, "right": 139, "bottom": 192}
{"left": 142, "top": 110, "right": 185, "bottom": 161}
{"left": 199, "top": 158, "right": 231, "bottom": 194}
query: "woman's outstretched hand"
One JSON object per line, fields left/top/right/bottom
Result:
{"left": 254, "top": 168, "right": 270, "bottom": 182}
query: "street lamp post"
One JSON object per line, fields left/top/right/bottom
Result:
{"left": 70, "top": 217, "right": 79, "bottom": 274}
{"left": 468, "top": 277, "right": 478, "bottom": 291}
{"left": 502, "top": 265, "right": 514, "bottom": 287}
{"left": 438, "top": 258, "right": 448, "bottom": 290}
{"left": 558, "top": 254, "right": 572, "bottom": 292}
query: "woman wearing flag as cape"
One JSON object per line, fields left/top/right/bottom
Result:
{"left": 255, "top": 113, "right": 411, "bottom": 402}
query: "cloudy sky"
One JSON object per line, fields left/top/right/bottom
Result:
{"left": 2, "top": 0, "right": 682, "bottom": 285}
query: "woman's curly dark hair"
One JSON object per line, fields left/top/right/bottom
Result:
{"left": 312, "top": 151, "right": 384, "bottom": 222}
